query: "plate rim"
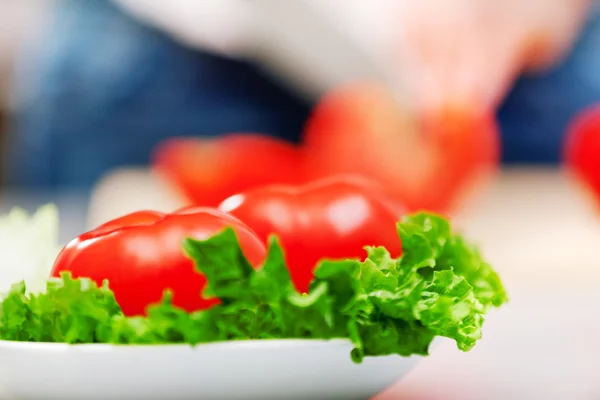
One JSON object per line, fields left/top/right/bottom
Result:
{"left": 0, "top": 338, "right": 355, "bottom": 352}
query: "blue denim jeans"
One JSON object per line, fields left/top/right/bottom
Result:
{"left": 9, "top": 0, "right": 311, "bottom": 189}
{"left": 9, "top": 0, "right": 600, "bottom": 189}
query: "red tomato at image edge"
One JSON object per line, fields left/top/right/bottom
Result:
{"left": 564, "top": 104, "right": 600, "bottom": 203}
{"left": 50, "top": 207, "right": 267, "bottom": 316}
{"left": 151, "top": 134, "right": 306, "bottom": 207}
{"left": 218, "top": 176, "right": 404, "bottom": 293}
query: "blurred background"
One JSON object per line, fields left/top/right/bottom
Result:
{"left": 2, "top": 0, "right": 600, "bottom": 399}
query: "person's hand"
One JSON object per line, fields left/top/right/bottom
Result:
{"left": 393, "top": 0, "right": 591, "bottom": 112}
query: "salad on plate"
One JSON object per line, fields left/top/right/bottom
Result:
{"left": 0, "top": 178, "right": 507, "bottom": 400}
{"left": 0, "top": 177, "right": 507, "bottom": 362}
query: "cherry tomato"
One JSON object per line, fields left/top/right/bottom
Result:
{"left": 219, "top": 176, "right": 403, "bottom": 293}
{"left": 51, "top": 207, "right": 266, "bottom": 316}
{"left": 152, "top": 134, "right": 306, "bottom": 207}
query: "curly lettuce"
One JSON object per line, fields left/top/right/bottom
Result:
{"left": 0, "top": 212, "right": 507, "bottom": 362}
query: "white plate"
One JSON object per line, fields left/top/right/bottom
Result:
{"left": 0, "top": 339, "right": 421, "bottom": 400}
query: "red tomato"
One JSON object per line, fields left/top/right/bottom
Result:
{"left": 219, "top": 176, "right": 403, "bottom": 293}
{"left": 564, "top": 104, "right": 600, "bottom": 204}
{"left": 51, "top": 207, "right": 266, "bottom": 316}
{"left": 152, "top": 134, "right": 306, "bottom": 207}
{"left": 304, "top": 83, "right": 500, "bottom": 214}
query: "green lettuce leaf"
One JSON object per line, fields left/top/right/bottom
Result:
{"left": 0, "top": 274, "right": 121, "bottom": 343}
{"left": 0, "top": 212, "right": 507, "bottom": 363}
{"left": 402, "top": 213, "right": 508, "bottom": 309}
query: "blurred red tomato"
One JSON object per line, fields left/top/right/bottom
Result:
{"left": 564, "top": 104, "right": 600, "bottom": 203}
{"left": 303, "top": 83, "right": 500, "bottom": 214}
{"left": 152, "top": 134, "right": 305, "bottom": 207}
{"left": 219, "top": 176, "right": 403, "bottom": 293}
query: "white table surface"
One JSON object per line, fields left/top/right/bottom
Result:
{"left": 3, "top": 167, "right": 598, "bottom": 400}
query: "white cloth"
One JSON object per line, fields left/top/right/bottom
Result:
{"left": 112, "top": 0, "right": 404, "bottom": 99}
{"left": 109, "top": 0, "right": 593, "bottom": 106}
{"left": 113, "top": 0, "right": 253, "bottom": 56}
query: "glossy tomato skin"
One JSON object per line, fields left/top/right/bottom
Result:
{"left": 219, "top": 176, "right": 403, "bottom": 293}
{"left": 51, "top": 207, "right": 266, "bottom": 316}
{"left": 152, "top": 134, "right": 305, "bottom": 207}
{"left": 303, "top": 83, "right": 499, "bottom": 214}
{"left": 564, "top": 104, "right": 600, "bottom": 202}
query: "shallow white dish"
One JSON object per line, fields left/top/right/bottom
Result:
{"left": 0, "top": 339, "right": 421, "bottom": 400}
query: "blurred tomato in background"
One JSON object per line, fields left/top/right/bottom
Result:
{"left": 153, "top": 83, "right": 500, "bottom": 215}
{"left": 153, "top": 134, "right": 306, "bottom": 207}
{"left": 304, "top": 83, "right": 500, "bottom": 214}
